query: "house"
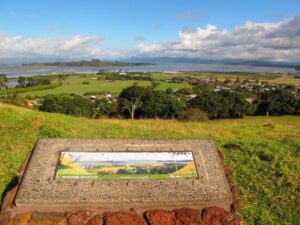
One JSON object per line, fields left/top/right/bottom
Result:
{"left": 185, "top": 94, "right": 197, "bottom": 100}
{"left": 245, "top": 98, "right": 256, "bottom": 104}
{"left": 26, "top": 99, "right": 40, "bottom": 107}
{"left": 89, "top": 93, "right": 118, "bottom": 102}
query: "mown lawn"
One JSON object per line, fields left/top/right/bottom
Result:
{"left": 18, "top": 75, "right": 190, "bottom": 97}
{"left": 0, "top": 103, "right": 299, "bottom": 224}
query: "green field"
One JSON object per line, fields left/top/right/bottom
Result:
{"left": 150, "top": 72, "right": 300, "bottom": 84}
{"left": 18, "top": 75, "right": 191, "bottom": 97}
{"left": 0, "top": 103, "right": 299, "bottom": 224}
{"left": 4, "top": 72, "right": 299, "bottom": 97}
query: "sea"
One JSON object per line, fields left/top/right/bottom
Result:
{"left": 0, "top": 58, "right": 296, "bottom": 78}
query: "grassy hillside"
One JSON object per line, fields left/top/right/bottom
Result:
{"left": 0, "top": 103, "right": 299, "bottom": 224}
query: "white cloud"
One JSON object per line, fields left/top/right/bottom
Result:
{"left": 1, "top": 14, "right": 299, "bottom": 62}
{"left": 135, "top": 14, "right": 300, "bottom": 62}
{"left": 0, "top": 34, "right": 102, "bottom": 58}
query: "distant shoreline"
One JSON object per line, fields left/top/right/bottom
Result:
{"left": 22, "top": 59, "right": 152, "bottom": 68}
{"left": 1, "top": 62, "right": 297, "bottom": 78}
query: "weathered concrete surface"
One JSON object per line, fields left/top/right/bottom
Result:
{"left": 15, "top": 139, "right": 232, "bottom": 209}
{"left": 14, "top": 139, "right": 232, "bottom": 210}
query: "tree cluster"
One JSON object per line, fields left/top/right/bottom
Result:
{"left": 118, "top": 86, "right": 184, "bottom": 119}
{"left": 256, "top": 89, "right": 299, "bottom": 116}
{"left": 40, "top": 94, "right": 96, "bottom": 118}
{"left": 105, "top": 73, "right": 151, "bottom": 81}
{"left": 17, "top": 76, "right": 51, "bottom": 88}
{"left": 38, "top": 85, "right": 299, "bottom": 121}
{"left": 39, "top": 94, "right": 115, "bottom": 118}
{"left": 0, "top": 74, "right": 8, "bottom": 90}
{"left": 189, "top": 90, "right": 253, "bottom": 119}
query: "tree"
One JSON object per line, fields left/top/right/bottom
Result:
{"left": 151, "top": 80, "right": 160, "bottom": 88}
{"left": 189, "top": 91, "right": 229, "bottom": 119}
{"left": 165, "top": 88, "right": 173, "bottom": 94}
{"left": 141, "top": 90, "right": 184, "bottom": 119}
{"left": 17, "top": 76, "right": 26, "bottom": 88}
{"left": 235, "top": 77, "right": 241, "bottom": 84}
{"left": 95, "top": 99, "right": 115, "bottom": 118}
{"left": 284, "top": 84, "right": 297, "bottom": 92}
{"left": 118, "top": 86, "right": 147, "bottom": 119}
{"left": 218, "top": 90, "right": 250, "bottom": 118}
{"left": 192, "top": 82, "right": 213, "bottom": 93}
{"left": 190, "top": 90, "right": 251, "bottom": 119}
{"left": 117, "top": 169, "right": 131, "bottom": 174}
{"left": 39, "top": 95, "right": 64, "bottom": 113}
{"left": 26, "top": 77, "right": 51, "bottom": 87}
{"left": 39, "top": 94, "right": 96, "bottom": 118}
{"left": 256, "top": 89, "right": 298, "bottom": 116}
{"left": 0, "top": 74, "right": 8, "bottom": 89}
{"left": 176, "top": 88, "right": 193, "bottom": 95}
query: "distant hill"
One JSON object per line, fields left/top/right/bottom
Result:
{"left": 22, "top": 59, "right": 151, "bottom": 67}
{"left": 125, "top": 57, "right": 300, "bottom": 69}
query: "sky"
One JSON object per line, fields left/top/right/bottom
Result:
{"left": 63, "top": 152, "right": 193, "bottom": 162}
{"left": 0, "top": 0, "right": 300, "bottom": 62}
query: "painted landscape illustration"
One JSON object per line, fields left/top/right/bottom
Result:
{"left": 56, "top": 151, "right": 197, "bottom": 179}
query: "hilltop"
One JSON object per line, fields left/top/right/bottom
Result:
{"left": 22, "top": 59, "right": 150, "bottom": 68}
{"left": 0, "top": 103, "right": 299, "bottom": 224}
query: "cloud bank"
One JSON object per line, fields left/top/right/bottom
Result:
{"left": 135, "top": 14, "right": 300, "bottom": 62}
{"left": 0, "top": 34, "right": 102, "bottom": 58}
{"left": 0, "top": 14, "right": 299, "bottom": 62}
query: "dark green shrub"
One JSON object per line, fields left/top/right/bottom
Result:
{"left": 0, "top": 83, "right": 61, "bottom": 96}
{"left": 82, "top": 81, "right": 90, "bottom": 85}
{"left": 178, "top": 108, "right": 208, "bottom": 121}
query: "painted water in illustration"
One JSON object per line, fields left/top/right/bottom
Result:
{"left": 56, "top": 151, "right": 197, "bottom": 179}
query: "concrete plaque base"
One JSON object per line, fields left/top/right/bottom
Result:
{"left": 14, "top": 139, "right": 233, "bottom": 210}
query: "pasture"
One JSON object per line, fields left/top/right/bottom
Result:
{"left": 19, "top": 75, "right": 191, "bottom": 97}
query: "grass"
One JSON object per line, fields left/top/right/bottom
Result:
{"left": 0, "top": 103, "right": 299, "bottom": 224}
{"left": 151, "top": 72, "right": 300, "bottom": 85}
{"left": 261, "top": 75, "right": 300, "bottom": 85}
{"left": 18, "top": 75, "right": 191, "bottom": 97}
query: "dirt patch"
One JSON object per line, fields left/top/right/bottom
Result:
{"left": 263, "top": 123, "right": 275, "bottom": 128}
{"left": 222, "top": 144, "right": 242, "bottom": 150}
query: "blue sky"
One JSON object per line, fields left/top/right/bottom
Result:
{"left": 0, "top": 0, "right": 300, "bottom": 61}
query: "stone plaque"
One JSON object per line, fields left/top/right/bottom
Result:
{"left": 14, "top": 139, "right": 233, "bottom": 210}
